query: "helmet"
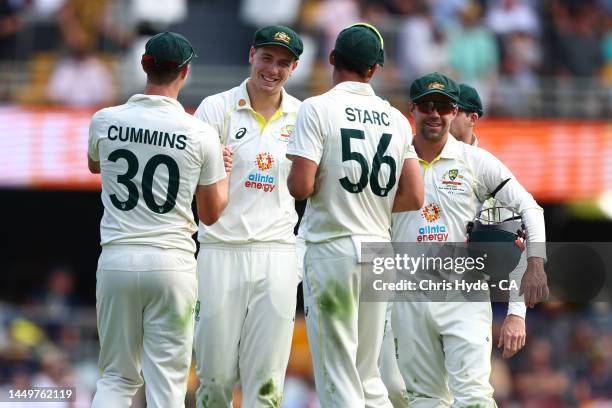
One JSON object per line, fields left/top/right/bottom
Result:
{"left": 466, "top": 204, "right": 525, "bottom": 279}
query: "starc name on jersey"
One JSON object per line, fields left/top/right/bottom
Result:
{"left": 345, "top": 107, "right": 390, "bottom": 125}
{"left": 107, "top": 125, "right": 187, "bottom": 150}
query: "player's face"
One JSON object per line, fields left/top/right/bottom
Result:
{"left": 450, "top": 110, "right": 473, "bottom": 143}
{"left": 411, "top": 96, "right": 458, "bottom": 143}
{"left": 248, "top": 45, "right": 298, "bottom": 95}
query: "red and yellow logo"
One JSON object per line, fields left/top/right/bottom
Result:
{"left": 274, "top": 32, "right": 291, "bottom": 44}
{"left": 421, "top": 203, "right": 441, "bottom": 223}
{"left": 255, "top": 152, "right": 274, "bottom": 171}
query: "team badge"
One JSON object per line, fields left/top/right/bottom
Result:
{"left": 279, "top": 124, "right": 295, "bottom": 142}
{"left": 427, "top": 82, "right": 445, "bottom": 90}
{"left": 421, "top": 203, "right": 441, "bottom": 223}
{"left": 274, "top": 31, "right": 291, "bottom": 44}
{"left": 255, "top": 152, "right": 274, "bottom": 171}
{"left": 449, "top": 169, "right": 458, "bottom": 181}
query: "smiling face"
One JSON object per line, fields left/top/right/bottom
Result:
{"left": 248, "top": 45, "right": 298, "bottom": 96}
{"left": 410, "top": 94, "right": 458, "bottom": 144}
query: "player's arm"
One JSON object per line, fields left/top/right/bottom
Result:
{"left": 392, "top": 157, "right": 424, "bottom": 212}
{"left": 476, "top": 149, "right": 548, "bottom": 308}
{"left": 286, "top": 99, "right": 323, "bottom": 200}
{"left": 196, "top": 178, "right": 229, "bottom": 225}
{"left": 88, "top": 156, "right": 100, "bottom": 174}
{"left": 87, "top": 111, "right": 103, "bottom": 174}
{"left": 287, "top": 156, "right": 318, "bottom": 200}
{"left": 195, "top": 127, "right": 230, "bottom": 225}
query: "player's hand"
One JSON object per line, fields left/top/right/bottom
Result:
{"left": 519, "top": 257, "right": 548, "bottom": 308}
{"left": 498, "top": 314, "right": 526, "bottom": 359}
{"left": 222, "top": 145, "right": 233, "bottom": 174}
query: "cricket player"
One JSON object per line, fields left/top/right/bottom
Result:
{"left": 88, "top": 32, "right": 229, "bottom": 408}
{"left": 287, "top": 24, "right": 424, "bottom": 407}
{"left": 390, "top": 72, "right": 548, "bottom": 407}
{"left": 379, "top": 82, "right": 532, "bottom": 408}
{"left": 192, "top": 25, "right": 303, "bottom": 408}
{"left": 451, "top": 83, "right": 529, "bottom": 359}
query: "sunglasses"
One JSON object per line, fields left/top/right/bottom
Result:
{"left": 415, "top": 101, "right": 457, "bottom": 115}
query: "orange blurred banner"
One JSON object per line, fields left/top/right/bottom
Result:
{"left": 1, "top": 107, "right": 611, "bottom": 202}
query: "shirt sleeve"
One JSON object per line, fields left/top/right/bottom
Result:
{"left": 194, "top": 95, "right": 225, "bottom": 142}
{"left": 198, "top": 125, "right": 227, "bottom": 186}
{"left": 473, "top": 148, "right": 546, "bottom": 259}
{"left": 286, "top": 99, "right": 324, "bottom": 164}
{"left": 87, "top": 111, "right": 103, "bottom": 161}
{"left": 395, "top": 109, "right": 417, "bottom": 160}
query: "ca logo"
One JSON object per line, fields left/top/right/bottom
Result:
{"left": 235, "top": 127, "right": 247, "bottom": 139}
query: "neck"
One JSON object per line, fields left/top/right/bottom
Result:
{"left": 457, "top": 131, "right": 475, "bottom": 145}
{"left": 144, "top": 82, "right": 180, "bottom": 100}
{"left": 333, "top": 69, "right": 367, "bottom": 86}
{"left": 246, "top": 80, "right": 282, "bottom": 118}
{"left": 414, "top": 133, "right": 449, "bottom": 163}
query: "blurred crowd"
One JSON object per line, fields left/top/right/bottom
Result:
{"left": 1, "top": 265, "right": 611, "bottom": 407}
{"left": 0, "top": 0, "right": 611, "bottom": 116}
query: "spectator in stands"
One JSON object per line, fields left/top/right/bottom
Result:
{"left": 395, "top": 1, "right": 447, "bottom": 85}
{"left": 514, "top": 337, "right": 570, "bottom": 407}
{"left": 47, "top": 36, "right": 115, "bottom": 107}
{"left": 485, "top": 0, "right": 540, "bottom": 37}
{"left": 447, "top": 0, "right": 499, "bottom": 106}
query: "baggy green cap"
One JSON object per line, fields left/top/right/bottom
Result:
{"left": 334, "top": 25, "right": 381, "bottom": 67}
{"left": 458, "top": 83, "right": 484, "bottom": 117}
{"left": 348, "top": 22, "right": 385, "bottom": 66}
{"left": 253, "top": 25, "right": 303, "bottom": 59}
{"left": 410, "top": 72, "right": 460, "bottom": 103}
{"left": 143, "top": 31, "right": 196, "bottom": 68}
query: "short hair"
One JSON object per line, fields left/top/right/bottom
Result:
{"left": 141, "top": 57, "right": 184, "bottom": 85}
{"left": 331, "top": 50, "right": 371, "bottom": 78}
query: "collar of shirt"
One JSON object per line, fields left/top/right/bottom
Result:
{"left": 331, "top": 81, "right": 376, "bottom": 96}
{"left": 233, "top": 78, "right": 298, "bottom": 115}
{"left": 127, "top": 94, "right": 185, "bottom": 111}
{"left": 419, "top": 133, "right": 461, "bottom": 166}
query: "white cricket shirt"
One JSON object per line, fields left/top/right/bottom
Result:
{"left": 287, "top": 81, "right": 417, "bottom": 243}
{"left": 392, "top": 135, "right": 545, "bottom": 256}
{"left": 88, "top": 94, "right": 226, "bottom": 253}
{"left": 194, "top": 79, "right": 300, "bottom": 244}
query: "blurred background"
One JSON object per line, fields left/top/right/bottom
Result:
{"left": 0, "top": 0, "right": 611, "bottom": 406}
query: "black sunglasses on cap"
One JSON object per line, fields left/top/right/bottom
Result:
{"left": 415, "top": 101, "right": 457, "bottom": 115}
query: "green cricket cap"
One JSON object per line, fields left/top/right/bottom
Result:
{"left": 410, "top": 72, "right": 460, "bottom": 103}
{"left": 143, "top": 31, "right": 196, "bottom": 68}
{"left": 253, "top": 25, "right": 303, "bottom": 59}
{"left": 458, "top": 83, "right": 484, "bottom": 117}
{"left": 347, "top": 22, "right": 385, "bottom": 66}
{"left": 334, "top": 25, "right": 382, "bottom": 67}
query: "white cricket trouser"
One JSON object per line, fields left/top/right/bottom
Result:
{"left": 303, "top": 237, "right": 392, "bottom": 408}
{"left": 92, "top": 244, "right": 197, "bottom": 408}
{"left": 392, "top": 300, "right": 496, "bottom": 408}
{"left": 194, "top": 243, "right": 298, "bottom": 408}
{"left": 379, "top": 302, "right": 409, "bottom": 408}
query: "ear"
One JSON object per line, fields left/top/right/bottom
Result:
{"left": 180, "top": 64, "right": 189, "bottom": 80}
{"left": 470, "top": 112, "right": 479, "bottom": 125}
{"left": 290, "top": 59, "right": 299, "bottom": 74}
{"left": 329, "top": 51, "right": 335, "bottom": 66}
{"left": 365, "top": 63, "right": 380, "bottom": 81}
{"left": 248, "top": 46, "right": 256, "bottom": 64}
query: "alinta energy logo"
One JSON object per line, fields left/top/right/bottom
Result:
{"left": 417, "top": 203, "right": 448, "bottom": 242}
{"left": 245, "top": 152, "right": 276, "bottom": 193}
